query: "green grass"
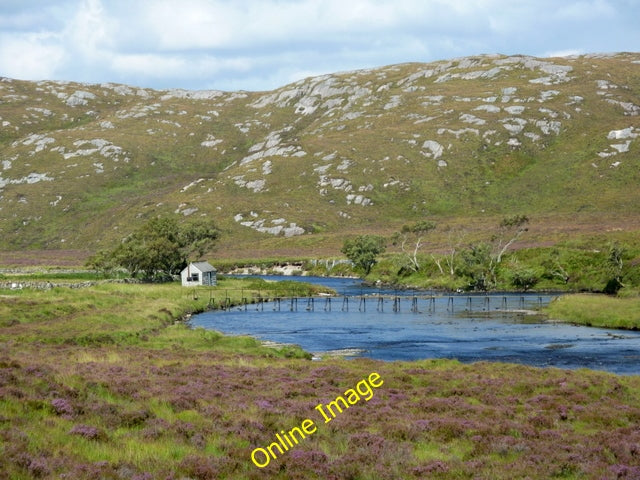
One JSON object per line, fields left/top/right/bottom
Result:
{"left": 2, "top": 271, "right": 128, "bottom": 281}
{"left": 546, "top": 294, "right": 640, "bottom": 329}
{"left": 0, "top": 276, "right": 331, "bottom": 352}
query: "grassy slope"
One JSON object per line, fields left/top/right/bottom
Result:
{"left": 2, "top": 279, "right": 640, "bottom": 479}
{"left": 0, "top": 53, "right": 639, "bottom": 260}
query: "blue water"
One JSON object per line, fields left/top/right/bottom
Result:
{"left": 190, "top": 276, "right": 640, "bottom": 375}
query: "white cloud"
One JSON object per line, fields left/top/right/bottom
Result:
{"left": 543, "top": 49, "right": 583, "bottom": 58}
{"left": 110, "top": 52, "right": 252, "bottom": 81}
{"left": 0, "top": 0, "right": 637, "bottom": 90}
{"left": 65, "top": 0, "right": 117, "bottom": 56}
{"left": 141, "top": 0, "right": 236, "bottom": 50}
{"left": 0, "top": 33, "right": 66, "bottom": 80}
{"left": 110, "top": 54, "right": 188, "bottom": 78}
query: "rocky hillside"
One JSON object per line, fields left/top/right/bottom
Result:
{"left": 1, "top": 53, "right": 639, "bottom": 258}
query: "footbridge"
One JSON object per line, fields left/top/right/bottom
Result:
{"left": 199, "top": 291, "right": 548, "bottom": 314}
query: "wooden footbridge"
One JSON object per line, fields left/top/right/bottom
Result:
{"left": 199, "top": 291, "right": 547, "bottom": 314}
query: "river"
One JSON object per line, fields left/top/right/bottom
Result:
{"left": 190, "top": 276, "right": 640, "bottom": 375}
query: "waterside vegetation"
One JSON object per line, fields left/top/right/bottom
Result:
{"left": 546, "top": 294, "right": 640, "bottom": 330}
{"left": 354, "top": 217, "right": 640, "bottom": 294}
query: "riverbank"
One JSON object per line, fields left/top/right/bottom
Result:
{"left": 2, "top": 276, "right": 640, "bottom": 478}
{"left": 195, "top": 289, "right": 640, "bottom": 372}
{"left": 221, "top": 265, "right": 640, "bottom": 333}
{"left": 546, "top": 293, "right": 640, "bottom": 330}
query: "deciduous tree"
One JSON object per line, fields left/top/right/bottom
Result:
{"left": 87, "top": 216, "right": 219, "bottom": 282}
{"left": 460, "top": 215, "right": 530, "bottom": 290}
{"left": 341, "top": 235, "right": 386, "bottom": 276}
{"left": 391, "top": 221, "right": 436, "bottom": 273}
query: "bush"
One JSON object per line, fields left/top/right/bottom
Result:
{"left": 68, "top": 424, "right": 104, "bottom": 440}
{"left": 510, "top": 267, "right": 540, "bottom": 291}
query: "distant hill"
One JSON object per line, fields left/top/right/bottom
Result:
{"left": 1, "top": 53, "right": 639, "bottom": 260}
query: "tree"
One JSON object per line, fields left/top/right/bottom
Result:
{"left": 495, "top": 214, "right": 529, "bottom": 263}
{"left": 180, "top": 218, "right": 221, "bottom": 259}
{"left": 341, "top": 235, "right": 386, "bottom": 276}
{"left": 87, "top": 216, "right": 219, "bottom": 282}
{"left": 604, "top": 243, "right": 625, "bottom": 294}
{"left": 460, "top": 215, "right": 530, "bottom": 291}
{"left": 434, "top": 224, "right": 466, "bottom": 277}
{"left": 459, "top": 242, "right": 494, "bottom": 291}
{"left": 85, "top": 249, "right": 117, "bottom": 277}
{"left": 541, "top": 250, "right": 570, "bottom": 284}
{"left": 391, "top": 220, "right": 436, "bottom": 273}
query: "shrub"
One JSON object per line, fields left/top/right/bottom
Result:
{"left": 179, "top": 454, "right": 220, "bottom": 480}
{"left": 51, "top": 397, "right": 75, "bottom": 416}
{"left": 27, "top": 456, "right": 50, "bottom": 478}
{"left": 510, "top": 267, "right": 540, "bottom": 291}
{"left": 68, "top": 424, "right": 104, "bottom": 440}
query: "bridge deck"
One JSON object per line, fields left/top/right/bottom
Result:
{"left": 205, "top": 292, "right": 547, "bottom": 313}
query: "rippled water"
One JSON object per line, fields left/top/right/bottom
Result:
{"left": 190, "top": 276, "right": 640, "bottom": 375}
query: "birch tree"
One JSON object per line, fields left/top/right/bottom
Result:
{"left": 391, "top": 220, "right": 436, "bottom": 272}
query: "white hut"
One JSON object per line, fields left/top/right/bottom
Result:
{"left": 181, "top": 261, "right": 217, "bottom": 287}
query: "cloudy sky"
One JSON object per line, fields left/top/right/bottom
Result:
{"left": 0, "top": 0, "right": 638, "bottom": 92}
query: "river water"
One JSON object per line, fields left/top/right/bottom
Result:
{"left": 190, "top": 276, "right": 640, "bottom": 375}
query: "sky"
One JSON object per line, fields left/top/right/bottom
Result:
{"left": 0, "top": 0, "right": 638, "bottom": 92}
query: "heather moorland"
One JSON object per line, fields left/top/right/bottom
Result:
{"left": 2, "top": 278, "right": 640, "bottom": 479}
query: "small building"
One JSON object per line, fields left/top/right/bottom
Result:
{"left": 181, "top": 261, "right": 217, "bottom": 287}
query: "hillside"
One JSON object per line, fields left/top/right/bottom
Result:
{"left": 1, "top": 53, "right": 639, "bottom": 261}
